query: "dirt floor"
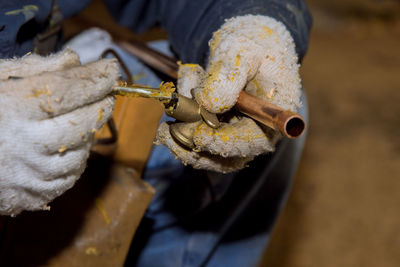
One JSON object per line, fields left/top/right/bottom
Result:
{"left": 261, "top": 1, "right": 400, "bottom": 266}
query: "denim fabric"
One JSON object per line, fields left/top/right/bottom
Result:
{"left": 0, "top": 1, "right": 51, "bottom": 57}
{"left": 0, "top": 1, "right": 92, "bottom": 58}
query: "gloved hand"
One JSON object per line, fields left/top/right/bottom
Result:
{"left": 0, "top": 49, "right": 119, "bottom": 216}
{"left": 156, "top": 15, "right": 302, "bottom": 173}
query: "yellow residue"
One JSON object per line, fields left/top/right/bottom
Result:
{"left": 263, "top": 26, "right": 274, "bottom": 35}
{"left": 221, "top": 135, "right": 230, "bottom": 142}
{"left": 218, "top": 104, "right": 231, "bottom": 113}
{"left": 198, "top": 61, "right": 223, "bottom": 103}
{"left": 58, "top": 145, "right": 67, "bottom": 153}
{"left": 204, "top": 60, "right": 223, "bottom": 94}
{"left": 235, "top": 54, "right": 241, "bottom": 67}
{"left": 214, "top": 97, "right": 219, "bottom": 102}
{"left": 5, "top": 5, "right": 38, "bottom": 15}
{"left": 85, "top": 247, "right": 99, "bottom": 256}
{"left": 117, "top": 80, "right": 127, "bottom": 87}
{"left": 182, "top": 63, "right": 198, "bottom": 68}
{"left": 231, "top": 72, "right": 236, "bottom": 82}
{"left": 115, "top": 91, "right": 141, "bottom": 98}
{"left": 159, "top": 81, "right": 176, "bottom": 95}
{"left": 181, "top": 63, "right": 199, "bottom": 74}
{"left": 259, "top": 26, "right": 274, "bottom": 40}
{"left": 266, "top": 55, "right": 275, "bottom": 62}
{"left": 195, "top": 123, "right": 213, "bottom": 137}
{"left": 214, "top": 127, "right": 233, "bottom": 142}
{"left": 95, "top": 198, "right": 110, "bottom": 225}
{"left": 209, "top": 29, "right": 222, "bottom": 57}
{"left": 97, "top": 108, "right": 104, "bottom": 122}
{"left": 26, "top": 87, "right": 52, "bottom": 98}
{"left": 251, "top": 79, "right": 264, "bottom": 97}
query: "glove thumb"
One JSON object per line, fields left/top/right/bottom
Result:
{"left": 177, "top": 63, "right": 205, "bottom": 98}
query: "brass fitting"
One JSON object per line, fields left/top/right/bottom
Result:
{"left": 166, "top": 94, "right": 220, "bottom": 149}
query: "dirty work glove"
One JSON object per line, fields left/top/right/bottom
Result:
{"left": 157, "top": 15, "right": 302, "bottom": 173}
{"left": 0, "top": 49, "right": 119, "bottom": 216}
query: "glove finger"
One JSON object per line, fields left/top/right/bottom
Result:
{"left": 24, "top": 145, "right": 89, "bottom": 183}
{"left": 177, "top": 63, "right": 205, "bottom": 98}
{"left": 0, "top": 170, "right": 80, "bottom": 215}
{"left": 156, "top": 122, "right": 253, "bottom": 173}
{"left": 0, "top": 48, "right": 81, "bottom": 80}
{"left": 193, "top": 41, "right": 263, "bottom": 114}
{"left": 14, "top": 147, "right": 89, "bottom": 204}
{"left": 193, "top": 117, "right": 279, "bottom": 158}
{"left": 4, "top": 58, "right": 119, "bottom": 120}
{"left": 29, "top": 96, "right": 114, "bottom": 154}
{"left": 245, "top": 61, "right": 302, "bottom": 112}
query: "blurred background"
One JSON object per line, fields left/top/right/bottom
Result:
{"left": 64, "top": 0, "right": 400, "bottom": 266}
{"left": 262, "top": 0, "right": 400, "bottom": 266}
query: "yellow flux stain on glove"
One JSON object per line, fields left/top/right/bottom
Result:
{"left": 195, "top": 122, "right": 266, "bottom": 148}
{"left": 200, "top": 61, "right": 223, "bottom": 107}
{"left": 177, "top": 61, "right": 200, "bottom": 78}
{"left": 257, "top": 26, "right": 276, "bottom": 41}
{"left": 250, "top": 79, "right": 266, "bottom": 98}
{"left": 58, "top": 145, "right": 67, "bottom": 153}
{"left": 209, "top": 29, "right": 222, "bottom": 57}
{"left": 97, "top": 108, "right": 105, "bottom": 122}
{"left": 177, "top": 61, "right": 198, "bottom": 69}
{"left": 26, "top": 86, "right": 52, "bottom": 98}
{"left": 235, "top": 54, "right": 241, "bottom": 67}
{"left": 215, "top": 132, "right": 230, "bottom": 142}
{"left": 230, "top": 54, "right": 241, "bottom": 82}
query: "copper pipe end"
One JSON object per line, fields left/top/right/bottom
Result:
{"left": 275, "top": 111, "right": 306, "bottom": 139}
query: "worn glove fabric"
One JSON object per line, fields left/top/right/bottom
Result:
{"left": 0, "top": 49, "right": 119, "bottom": 216}
{"left": 157, "top": 15, "right": 302, "bottom": 173}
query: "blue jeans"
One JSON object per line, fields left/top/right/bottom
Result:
{"left": 113, "top": 41, "right": 308, "bottom": 267}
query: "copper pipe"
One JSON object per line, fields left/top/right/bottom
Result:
{"left": 117, "top": 40, "right": 178, "bottom": 79}
{"left": 117, "top": 39, "right": 305, "bottom": 138}
{"left": 236, "top": 91, "right": 305, "bottom": 138}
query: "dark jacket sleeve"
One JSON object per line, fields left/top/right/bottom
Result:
{"left": 0, "top": 0, "right": 91, "bottom": 58}
{"left": 104, "top": 0, "right": 312, "bottom": 65}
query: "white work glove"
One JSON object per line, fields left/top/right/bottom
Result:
{"left": 0, "top": 49, "right": 119, "bottom": 216}
{"left": 156, "top": 15, "right": 302, "bottom": 173}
